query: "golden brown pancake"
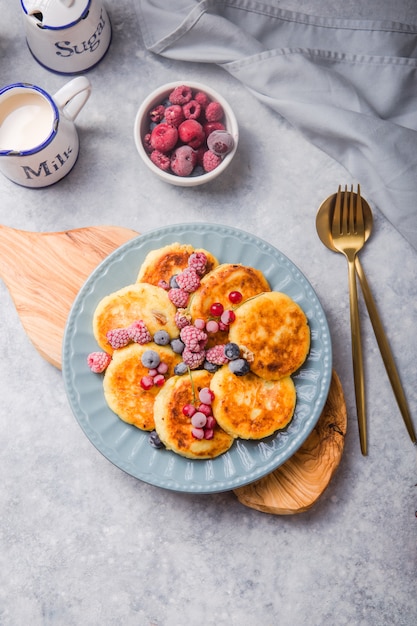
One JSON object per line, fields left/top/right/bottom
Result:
{"left": 103, "top": 343, "right": 182, "bottom": 431}
{"left": 93, "top": 282, "right": 179, "bottom": 354}
{"left": 228, "top": 291, "right": 310, "bottom": 380}
{"left": 136, "top": 242, "right": 218, "bottom": 286}
{"left": 211, "top": 368, "right": 296, "bottom": 439}
{"left": 189, "top": 263, "right": 270, "bottom": 320}
{"left": 153, "top": 370, "right": 234, "bottom": 459}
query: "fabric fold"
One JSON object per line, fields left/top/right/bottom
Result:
{"left": 135, "top": 0, "right": 417, "bottom": 250}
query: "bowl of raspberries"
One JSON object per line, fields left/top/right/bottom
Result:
{"left": 134, "top": 81, "right": 239, "bottom": 186}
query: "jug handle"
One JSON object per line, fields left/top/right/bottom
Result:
{"left": 53, "top": 76, "right": 91, "bottom": 121}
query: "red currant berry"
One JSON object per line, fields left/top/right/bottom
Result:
{"left": 182, "top": 403, "right": 196, "bottom": 417}
{"left": 229, "top": 290, "right": 242, "bottom": 304}
{"left": 140, "top": 376, "right": 154, "bottom": 390}
{"left": 210, "top": 302, "right": 224, "bottom": 317}
{"left": 220, "top": 309, "right": 236, "bottom": 324}
{"left": 153, "top": 374, "right": 165, "bottom": 387}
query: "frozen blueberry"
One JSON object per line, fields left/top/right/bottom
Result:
{"left": 149, "top": 430, "right": 165, "bottom": 449}
{"left": 224, "top": 342, "right": 240, "bottom": 360}
{"left": 174, "top": 362, "right": 188, "bottom": 375}
{"left": 203, "top": 360, "right": 220, "bottom": 373}
{"left": 228, "top": 358, "right": 250, "bottom": 376}
{"left": 171, "top": 338, "right": 185, "bottom": 354}
{"left": 169, "top": 274, "right": 179, "bottom": 288}
{"left": 153, "top": 330, "right": 170, "bottom": 346}
{"left": 141, "top": 349, "right": 161, "bottom": 369}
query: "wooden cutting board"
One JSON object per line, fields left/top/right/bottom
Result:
{"left": 0, "top": 223, "right": 347, "bottom": 514}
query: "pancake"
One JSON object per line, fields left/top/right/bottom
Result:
{"left": 228, "top": 291, "right": 310, "bottom": 380}
{"left": 136, "top": 242, "right": 218, "bottom": 286}
{"left": 211, "top": 367, "right": 296, "bottom": 439}
{"left": 188, "top": 263, "right": 271, "bottom": 321}
{"left": 153, "top": 370, "right": 234, "bottom": 459}
{"left": 93, "top": 282, "right": 179, "bottom": 354}
{"left": 103, "top": 343, "right": 182, "bottom": 431}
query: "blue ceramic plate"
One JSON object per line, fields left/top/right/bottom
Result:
{"left": 62, "top": 223, "right": 332, "bottom": 493}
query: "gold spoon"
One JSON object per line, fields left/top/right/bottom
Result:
{"left": 316, "top": 192, "right": 416, "bottom": 445}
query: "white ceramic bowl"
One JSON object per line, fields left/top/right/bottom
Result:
{"left": 134, "top": 81, "right": 239, "bottom": 187}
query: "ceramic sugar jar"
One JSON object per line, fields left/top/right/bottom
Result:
{"left": 20, "top": 0, "right": 112, "bottom": 74}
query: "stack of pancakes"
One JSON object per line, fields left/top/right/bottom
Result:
{"left": 91, "top": 243, "right": 310, "bottom": 460}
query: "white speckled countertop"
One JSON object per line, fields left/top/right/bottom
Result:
{"left": 1, "top": 1, "right": 416, "bottom": 625}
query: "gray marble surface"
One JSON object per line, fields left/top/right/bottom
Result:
{"left": 1, "top": 1, "right": 416, "bottom": 625}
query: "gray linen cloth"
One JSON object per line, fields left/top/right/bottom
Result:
{"left": 135, "top": 0, "right": 417, "bottom": 250}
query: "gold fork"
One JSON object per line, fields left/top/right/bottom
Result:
{"left": 332, "top": 184, "right": 367, "bottom": 454}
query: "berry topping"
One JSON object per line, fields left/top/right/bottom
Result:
{"left": 87, "top": 351, "right": 111, "bottom": 373}
{"left": 228, "top": 290, "right": 243, "bottom": 304}
{"left": 191, "top": 427, "right": 205, "bottom": 440}
{"left": 178, "top": 119, "right": 205, "bottom": 148}
{"left": 204, "top": 121, "right": 226, "bottom": 137}
{"left": 224, "top": 342, "right": 240, "bottom": 360}
{"left": 205, "top": 344, "right": 229, "bottom": 365}
{"left": 210, "top": 302, "right": 224, "bottom": 317}
{"left": 191, "top": 411, "right": 207, "bottom": 428}
{"left": 188, "top": 251, "right": 207, "bottom": 275}
{"left": 153, "top": 330, "right": 170, "bottom": 346}
{"left": 169, "top": 275, "right": 179, "bottom": 288}
{"left": 199, "top": 387, "right": 215, "bottom": 404}
{"left": 176, "top": 267, "right": 201, "bottom": 293}
{"left": 183, "top": 100, "right": 201, "bottom": 120}
{"left": 149, "top": 104, "right": 165, "bottom": 123}
{"left": 205, "top": 101, "right": 224, "bottom": 122}
{"left": 182, "top": 348, "right": 206, "bottom": 369}
{"left": 194, "top": 91, "right": 210, "bottom": 108}
{"left": 174, "top": 310, "right": 191, "bottom": 329}
{"left": 220, "top": 309, "right": 236, "bottom": 325}
{"left": 180, "top": 326, "right": 208, "bottom": 352}
{"left": 150, "top": 149, "right": 171, "bottom": 171}
{"left": 140, "top": 375, "right": 154, "bottom": 390}
{"left": 106, "top": 328, "right": 130, "bottom": 349}
{"left": 171, "top": 337, "right": 185, "bottom": 354}
{"left": 141, "top": 349, "right": 161, "bottom": 369}
{"left": 171, "top": 145, "right": 197, "bottom": 177}
{"left": 203, "top": 360, "right": 220, "bottom": 373}
{"left": 169, "top": 85, "right": 193, "bottom": 105}
{"left": 168, "top": 287, "right": 189, "bottom": 308}
{"left": 157, "top": 361, "right": 169, "bottom": 374}
{"left": 207, "top": 130, "right": 234, "bottom": 156}
{"left": 174, "top": 362, "right": 188, "bottom": 375}
{"left": 183, "top": 403, "right": 196, "bottom": 417}
{"left": 203, "top": 150, "right": 222, "bottom": 172}
{"left": 128, "top": 320, "right": 152, "bottom": 344}
{"left": 229, "top": 358, "right": 250, "bottom": 376}
{"left": 164, "top": 104, "right": 185, "bottom": 127}
{"left": 150, "top": 123, "right": 178, "bottom": 152}
{"left": 194, "top": 318, "right": 206, "bottom": 330}
{"left": 153, "top": 373, "right": 166, "bottom": 387}
{"left": 205, "top": 320, "right": 219, "bottom": 333}
{"left": 149, "top": 430, "right": 165, "bottom": 449}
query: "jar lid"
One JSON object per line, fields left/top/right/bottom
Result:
{"left": 21, "top": 0, "right": 90, "bottom": 28}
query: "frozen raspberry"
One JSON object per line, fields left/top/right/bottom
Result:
{"left": 165, "top": 104, "right": 184, "bottom": 127}
{"left": 194, "top": 146, "right": 206, "bottom": 167}
{"left": 178, "top": 120, "right": 205, "bottom": 149}
{"left": 188, "top": 251, "right": 207, "bottom": 275}
{"left": 169, "top": 85, "right": 193, "bottom": 105}
{"left": 150, "top": 123, "right": 178, "bottom": 152}
{"left": 182, "top": 347, "right": 206, "bottom": 369}
{"left": 180, "top": 326, "right": 208, "bottom": 352}
{"left": 158, "top": 279, "right": 170, "bottom": 290}
{"left": 204, "top": 121, "right": 225, "bottom": 137}
{"left": 205, "top": 344, "right": 229, "bottom": 365}
{"left": 170, "top": 145, "right": 197, "bottom": 177}
{"left": 87, "top": 351, "right": 111, "bottom": 373}
{"left": 127, "top": 320, "right": 152, "bottom": 344}
{"left": 203, "top": 150, "right": 222, "bottom": 173}
{"left": 207, "top": 130, "right": 234, "bottom": 156}
{"left": 194, "top": 91, "right": 210, "bottom": 109}
{"left": 150, "top": 150, "right": 171, "bottom": 171}
{"left": 176, "top": 267, "right": 200, "bottom": 292}
{"left": 168, "top": 288, "right": 189, "bottom": 308}
{"left": 205, "top": 101, "right": 224, "bottom": 122}
{"left": 175, "top": 309, "right": 191, "bottom": 329}
{"left": 183, "top": 100, "right": 201, "bottom": 120}
{"left": 149, "top": 104, "right": 165, "bottom": 123}
{"left": 106, "top": 328, "right": 130, "bottom": 349}
{"left": 143, "top": 133, "right": 152, "bottom": 153}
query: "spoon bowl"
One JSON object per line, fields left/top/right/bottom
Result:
{"left": 316, "top": 191, "right": 373, "bottom": 252}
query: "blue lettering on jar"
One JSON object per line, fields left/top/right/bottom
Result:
{"left": 54, "top": 9, "right": 105, "bottom": 57}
